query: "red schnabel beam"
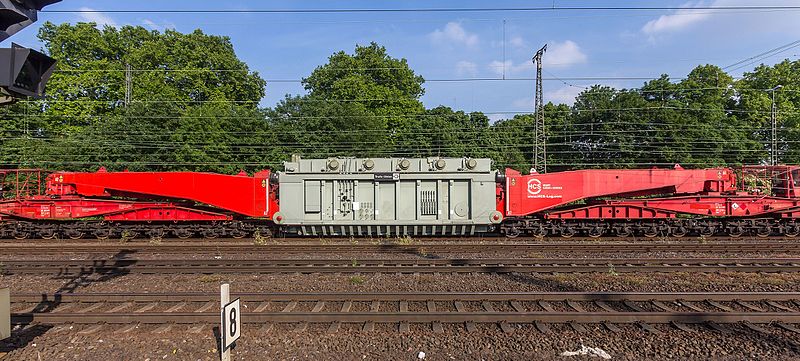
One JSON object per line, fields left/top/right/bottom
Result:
{"left": 46, "top": 170, "right": 274, "bottom": 218}
{"left": 504, "top": 167, "right": 735, "bottom": 217}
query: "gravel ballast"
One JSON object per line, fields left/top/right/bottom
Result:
{"left": 2, "top": 323, "right": 800, "bottom": 360}
{"left": 2, "top": 238, "right": 800, "bottom": 359}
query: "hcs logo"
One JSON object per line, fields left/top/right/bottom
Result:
{"left": 527, "top": 178, "right": 542, "bottom": 195}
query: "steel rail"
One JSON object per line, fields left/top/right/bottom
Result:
{"left": 3, "top": 235, "right": 800, "bottom": 243}
{"left": 3, "top": 242, "right": 800, "bottom": 255}
{"left": 11, "top": 291, "right": 800, "bottom": 303}
{"left": 10, "top": 292, "right": 800, "bottom": 325}
{"left": 4, "top": 257, "right": 800, "bottom": 274}
{"left": 13, "top": 311, "right": 800, "bottom": 325}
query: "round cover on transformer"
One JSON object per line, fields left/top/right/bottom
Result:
{"left": 454, "top": 202, "right": 468, "bottom": 217}
{"left": 363, "top": 159, "right": 375, "bottom": 170}
{"left": 398, "top": 159, "right": 410, "bottom": 170}
{"left": 327, "top": 159, "right": 339, "bottom": 170}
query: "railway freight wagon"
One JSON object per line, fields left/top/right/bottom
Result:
{"left": 4, "top": 159, "right": 800, "bottom": 239}
{"left": 272, "top": 157, "right": 502, "bottom": 236}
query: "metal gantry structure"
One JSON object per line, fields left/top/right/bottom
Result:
{"left": 769, "top": 85, "right": 783, "bottom": 166}
{"left": 531, "top": 44, "right": 547, "bottom": 173}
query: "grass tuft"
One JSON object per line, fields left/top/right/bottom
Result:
{"left": 253, "top": 229, "right": 270, "bottom": 245}
{"left": 349, "top": 275, "right": 366, "bottom": 285}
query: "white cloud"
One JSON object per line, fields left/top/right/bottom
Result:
{"left": 142, "top": 19, "right": 176, "bottom": 31}
{"left": 488, "top": 60, "right": 510, "bottom": 76}
{"left": 639, "top": 0, "right": 800, "bottom": 38}
{"left": 487, "top": 113, "right": 508, "bottom": 123}
{"left": 487, "top": 60, "right": 533, "bottom": 76}
{"left": 142, "top": 19, "right": 159, "bottom": 30}
{"left": 78, "top": 7, "right": 117, "bottom": 28}
{"left": 509, "top": 36, "right": 526, "bottom": 48}
{"left": 512, "top": 97, "right": 534, "bottom": 108}
{"left": 430, "top": 22, "right": 479, "bottom": 47}
{"left": 543, "top": 40, "right": 588, "bottom": 68}
{"left": 511, "top": 85, "right": 584, "bottom": 109}
{"left": 487, "top": 40, "right": 587, "bottom": 75}
{"left": 641, "top": 1, "right": 712, "bottom": 34}
{"left": 489, "top": 40, "right": 586, "bottom": 74}
{"left": 455, "top": 60, "right": 478, "bottom": 76}
{"left": 545, "top": 85, "right": 585, "bottom": 105}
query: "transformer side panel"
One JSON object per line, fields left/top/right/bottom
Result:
{"left": 276, "top": 157, "right": 498, "bottom": 235}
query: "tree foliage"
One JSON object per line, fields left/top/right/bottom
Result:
{"left": 268, "top": 42, "right": 427, "bottom": 159}
{"left": 2, "top": 24, "right": 800, "bottom": 173}
{"left": 1, "top": 22, "right": 267, "bottom": 172}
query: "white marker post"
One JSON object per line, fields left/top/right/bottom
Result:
{"left": 220, "top": 284, "right": 241, "bottom": 361}
{"left": 0, "top": 288, "right": 9, "bottom": 340}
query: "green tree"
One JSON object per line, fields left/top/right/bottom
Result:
{"left": 1, "top": 22, "right": 267, "bottom": 171}
{"left": 268, "top": 42, "right": 426, "bottom": 158}
{"left": 735, "top": 60, "right": 800, "bottom": 164}
{"left": 570, "top": 85, "right": 653, "bottom": 167}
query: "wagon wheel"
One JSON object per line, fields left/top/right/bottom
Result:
{"left": 230, "top": 229, "right": 247, "bottom": 239}
{"left": 755, "top": 226, "right": 772, "bottom": 238}
{"left": 615, "top": 225, "right": 632, "bottom": 237}
{"left": 559, "top": 226, "right": 575, "bottom": 238}
{"left": 175, "top": 229, "right": 193, "bottom": 239}
{"left": 699, "top": 226, "right": 714, "bottom": 237}
{"left": 785, "top": 224, "right": 800, "bottom": 237}
{"left": 642, "top": 225, "right": 659, "bottom": 238}
{"left": 504, "top": 226, "right": 521, "bottom": 239}
{"left": 148, "top": 228, "right": 165, "bottom": 240}
{"left": 587, "top": 226, "right": 604, "bottom": 238}
{"left": 670, "top": 226, "right": 687, "bottom": 238}
{"left": 94, "top": 229, "right": 111, "bottom": 240}
{"left": 726, "top": 226, "right": 744, "bottom": 238}
{"left": 65, "top": 230, "right": 84, "bottom": 240}
{"left": 201, "top": 230, "right": 219, "bottom": 239}
{"left": 39, "top": 229, "right": 58, "bottom": 239}
{"left": 12, "top": 231, "right": 29, "bottom": 240}
{"left": 530, "top": 226, "right": 546, "bottom": 237}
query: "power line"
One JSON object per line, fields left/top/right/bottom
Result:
{"left": 42, "top": 6, "right": 800, "bottom": 14}
{"left": 48, "top": 70, "right": 696, "bottom": 82}
{"left": 724, "top": 39, "right": 800, "bottom": 72}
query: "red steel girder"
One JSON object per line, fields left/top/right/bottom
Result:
{"left": 504, "top": 167, "right": 735, "bottom": 217}
{"left": 0, "top": 198, "right": 229, "bottom": 221}
{"left": 46, "top": 169, "right": 275, "bottom": 218}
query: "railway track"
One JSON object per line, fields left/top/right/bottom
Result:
{"left": 2, "top": 241, "right": 800, "bottom": 255}
{"left": 10, "top": 292, "right": 800, "bottom": 334}
{"left": 3, "top": 257, "right": 800, "bottom": 275}
{"left": 4, "top": 236, "right": 799, "bottom": 243}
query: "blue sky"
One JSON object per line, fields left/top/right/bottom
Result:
{"left": 4, "top": 0, "right": 800, "bottom": 121}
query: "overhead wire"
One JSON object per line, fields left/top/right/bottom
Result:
{"left": 42, "top": 5, "right": 800, "bottom": 14}
{"left": 724, "top": 39, "right": 800, "bottom": 73}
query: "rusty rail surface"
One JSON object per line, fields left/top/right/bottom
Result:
{"left": 2, "top": 241, "right": 800, "bottom": 256}
{"left": 10, "top": 292, "right": 800, "bottom": 332}
{"left": 2, "top": 257, "right": 800, "bottom": 275}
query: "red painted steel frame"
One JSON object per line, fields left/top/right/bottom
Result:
{"left": 0, "top": 197, "right": 230, "bottom": 221}
{"left": 503, "top": 167, "right": 735, "bottom": 217}
{"left": 45, "top": 169, "right": 276, "bottom": 219}
{"left": 545, "top": 195, "right": 800, "bottom": 219}
{"left": 0, "top": 169, "right": 44, "bottom": 199}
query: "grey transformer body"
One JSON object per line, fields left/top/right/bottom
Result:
{"left": 273, "top": 157, "right": 503, "bottom": 236}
